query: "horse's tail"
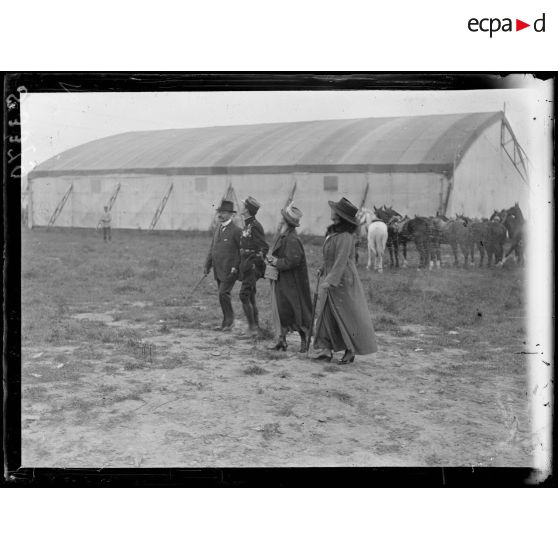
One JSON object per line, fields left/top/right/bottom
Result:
{"left": 369, "top": 222, "right": 388, "bottom": 254}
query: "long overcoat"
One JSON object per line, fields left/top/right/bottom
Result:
{"left": 315, "top": 231, "right": 377, "bottom": 355}
{"left": 205, "top": 222, "right": 242, "bottom": 282}
{"left": 272, "top": 227, "right": 312, "bottom": 332}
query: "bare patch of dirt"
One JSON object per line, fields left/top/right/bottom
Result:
{"left": 21, "top": 320, "right": 534, "bottom": 467}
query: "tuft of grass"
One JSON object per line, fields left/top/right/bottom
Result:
{"left": 243, "top": 365, "right": 269, "bottom": 376}
{"left": 260, "top": 422, "right": 282, "bottom": 440}
{"left": 265, "top": 351, "right": 288, "bottom": 361}
{"left": 326, "top": 389, "right": 354, "bottom": 405}
{"left": 158, "top": 355, "right": 185, "bottom": 369}
{"left": 117, "top": 266, "right": 136, "bottom": 280}
{"left": 146, "top": 258, "right": 160, "bottom": 268}
{"left": 256, "top": 324, "right": 275, "bottom": 340}
{"left": 393, "top": 328, "right": 415, "bottom": 337}
{"left": 114, "top": 284, "right": 144, "bottom": 294}
{"left": 140, "top": 269, "right": 161, "bottom": 281}
{"left": 123, "top": 360, "right": 146, "bottom": 371}
{"left": 277, "top": 405, "right": 296, "bottom": 417}
{"left": 374, "top": 313, "right": 401, "bottom": 332}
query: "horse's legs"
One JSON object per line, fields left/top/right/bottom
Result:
{"left": 392, "top": 236, "right": 399, "bottom": 268}
{"left": 499, "top": 243, "right": 505, "bottom": 264}
{"left": 377, "top": 249, "right": 384, "bottom": 273}
{"left": 432, "top": 241, "right": 441, "bottom": 269}
{"left": 387, "top": 239, "right": 395, "bottom": 268}
{"left": 415, "top": 240, "right": 424, "bottom": 268}
{"left": 426, "top": 239, "right": 434, "bottom": 270}
{"left": 401, "top": 241, "right": 408, "bottom": 268}
{"left": 487, "top": 245, "right": 494, "bottom": 267}
{"left": 451, "top": 241, "right": 459, "bottom": 266}
{"left": 499, "top": 241, "right": 515, "bottom": 266}
{"left": 367, "top": 245, "right": 373, "bottom": 271}
{"left": 478, "top": 242, "right": 485, "bottom": 267}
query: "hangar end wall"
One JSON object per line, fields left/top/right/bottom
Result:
{"left": 449, "top": 121, "right": 529, "bottom": 218}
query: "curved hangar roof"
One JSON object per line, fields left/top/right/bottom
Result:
{"left": 30, "top": 111, "right": 505, "bottom": 178}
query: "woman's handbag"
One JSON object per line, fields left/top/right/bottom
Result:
{"left": 264, "top": 263, "right": 279, "bottom": 281}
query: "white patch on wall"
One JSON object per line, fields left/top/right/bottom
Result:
{"left": 323, "top": 175, "right": 338, "bottom": 191}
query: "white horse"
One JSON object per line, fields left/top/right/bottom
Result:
{"left": 358, "top": 208, "right": 388, "bottom": 272}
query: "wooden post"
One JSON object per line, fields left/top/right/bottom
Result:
{"left": 359, "top": 180, "right": 370, "bottom": 210}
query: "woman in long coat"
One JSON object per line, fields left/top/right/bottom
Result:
{"left": 266, "top": 204, "right": 313, "bottom": 352}
{"left": 312, "top": 197, "right": 377, "bottom": 364}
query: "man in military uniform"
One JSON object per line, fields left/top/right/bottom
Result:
{"left": 238, "top": 196, "right": 269, "bottom": 335}
{"left": 204, "top": 200, "right": 242, "bottom": 331}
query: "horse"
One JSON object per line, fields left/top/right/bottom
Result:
{"left": 374, "top": 205, "right": 409, "bottom": 268}
{"left": 400, "top": 216, "right": 435, "bottom": 269}
{"left": 466, "top": 215, "right": 507, "bottom": 267}
{"left": 498, "top": 203, "right": 525, "bottom": 266}
{"left": 427, "top": 215, "right": 445, "bottom": 268}
{"left": 439, "top": 214, "right": 474, "bottom": 267}
{"left": 358, "top": 207, "right": 388, "bottom": 272}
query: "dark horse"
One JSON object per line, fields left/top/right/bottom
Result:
{"left": 461, "top": 215, "right": 506, "bottom": 267}
{"left": 373, "top": 205, "right": 410, "bottom": 268}
{"left": 497, "top": 203, "right": 525, "bottom": 266}
{"left": 400, "top": 215, "right": 436, "bottom": 269}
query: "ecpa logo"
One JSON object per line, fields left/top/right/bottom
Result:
{"left": 468, "top": 12, "right": 546, "bottom": 37}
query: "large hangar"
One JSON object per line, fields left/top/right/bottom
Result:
{"left": 27, "top": 111, "right": 529, "bottom": 234}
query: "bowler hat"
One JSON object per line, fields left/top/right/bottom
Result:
{"left": 281, "top": 204, "right": 303, "bottom": 227}
{"left": 217, "top": 199, "right": 236, "bottom": 213}
{"left": 243, "top": 196, "right": 261, "bottom": 216}
{"left": 328, "top": 197, "right": 359, "bottom": 225}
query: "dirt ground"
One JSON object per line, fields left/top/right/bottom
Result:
{"left": 21, "top": 310, "right": 534, "bottom": 468}
{"left": 20, "top": 229, "right": 535, "bottom": 468}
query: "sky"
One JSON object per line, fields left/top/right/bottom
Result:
{"left": 20, "top": 75, "right": 553, "bottom": 180}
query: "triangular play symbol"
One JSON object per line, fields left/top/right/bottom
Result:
{"left": 516, "top": 19, "right": 530, "bottom": 31}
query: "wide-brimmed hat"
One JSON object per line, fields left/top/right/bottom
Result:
{"left": 216, "top": 199, "right": 236, "bottom": 213}
{"left": 328, "top": 197, "right": 359, "bottom": 225}
{"left": 243, "top": 196, "right": 261, "bottom": 216}
{"left": 281, "top": 204, "right": 303, "bottom": 227}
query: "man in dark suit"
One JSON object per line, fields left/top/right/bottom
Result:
{"left": 204, "top": 200, "right": 242, "bottom": 331}
{"left": 239, "top": 196, "right": 269, "bottom": 336}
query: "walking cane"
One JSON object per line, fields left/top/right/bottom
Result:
{"left": 306, "top": 271, "right": 322, "bottom": 357}
{"left": 184, "top": 273, "right": 208, "bottom": 302}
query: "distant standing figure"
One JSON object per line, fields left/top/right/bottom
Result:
{"left": 204, "top": 200, "right": 242, "bottom": 331}
{"left": 101, "top": 206, "right": 112, "bottom": 242}
{"left": 312, "top": 197, "right": 377, "bottom": 365}
{"left": 239, "top": 196, "right": 269, "bottom": 336}
{"left": 266, "top": 204, "right": 313, "bottom": 352}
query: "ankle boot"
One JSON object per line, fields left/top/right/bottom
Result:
{"left": 298, "top": 331, "right": 309, "bottom": 353}
{"left": 268, "top": 336, "right": 287, "bottom": 351}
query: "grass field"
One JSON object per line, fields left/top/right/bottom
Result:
{"left": 20, "top": 227, "right": 534, "bottom": 467}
